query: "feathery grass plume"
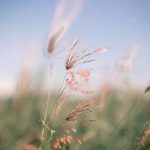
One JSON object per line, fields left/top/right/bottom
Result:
{"left": 48, "top": 25, "right": 65, "bottom": 54}
{"left": 53, "top": 69, "right": 94, "bottom": 122}
{"left": 53, "top": 42, "right": 98, "bottom": 119}
{"left": 65, "top": 101, "right": 94, "bottom": 121}
{"left": 40, "top": 26, "right": 65, "bottom": 143}
{"left": 52, "top": 135, "right": 83, "bottom": 150}
{"left": 66, "top": 39, "right": 97, "bottom": 70}
{"left": 48, "top": 0, "right": 84, "bottom": 55}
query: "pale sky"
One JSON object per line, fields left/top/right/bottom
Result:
{"left": 0, "top": 0, "right": 150, "bottom": 96}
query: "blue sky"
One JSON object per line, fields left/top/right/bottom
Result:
{"left": 0, "top": 0, "right": 150, "bottom": 95}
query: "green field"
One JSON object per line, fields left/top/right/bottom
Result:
{"left": 0, "top": 89, "right": 150, "bottom": 150}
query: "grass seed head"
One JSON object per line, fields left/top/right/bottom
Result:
{"left": 48, "top": 25, "right": 65, "bottom": 54}
{"left": 66, "top": 40, "right": 97, "bottom": 70}
{"left": 65, "top": 101, "right": 93, "bottom": 121}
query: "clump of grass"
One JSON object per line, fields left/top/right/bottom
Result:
{"left": 39, "top": 37, "right": 102, "bottom": 150}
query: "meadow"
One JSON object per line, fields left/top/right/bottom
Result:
{"left": 0, "top": 87, "right": 150, "bottom": 150}
{"left": 1, "top": 1, "right": 150, "bottom": 150}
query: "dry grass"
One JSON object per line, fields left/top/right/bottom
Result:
{"left": 39, "top": 36, "right": 102, "bottom": 150}
{"left": 65, "top": 39, "right": 97, "bottom": 70}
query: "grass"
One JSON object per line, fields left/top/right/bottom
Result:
{"left": 0, "top": 89, "right": 150, "bottom": 150}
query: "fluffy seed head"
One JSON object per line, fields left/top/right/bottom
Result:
{"left": 48, "top": 25, "right": 65, "bottom": 54}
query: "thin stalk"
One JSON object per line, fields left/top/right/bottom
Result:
{"left": 51, "top": 73, "right": 68, "bottom": 124}
{"left": 51, "top": 71, "right": 67, "bottom": 114}
{"left": 40, "top": 53, "right": 54, "bottom": 143}
{"left": 57, "top": 71, "right": 67, "bottom": 96}
{"left": 57, "top": 84, "right": 68, "bottom": 101}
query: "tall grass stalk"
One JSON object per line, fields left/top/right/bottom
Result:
{"left": 40, "top": 53, "right": 54, "bottom": 144}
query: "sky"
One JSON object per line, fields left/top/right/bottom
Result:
{"left": 0, "top": 0, "right": 150, "bottom": 96}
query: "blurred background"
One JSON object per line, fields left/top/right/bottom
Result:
{"left": 0, "top": 0, "right": 150, "bottom": 150}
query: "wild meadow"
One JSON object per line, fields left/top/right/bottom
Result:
{"left": 0, "top": 0, "right": 150, "bottom": 150}
{"left": 0, "top": 87, "right": 150, "bottom": 150}
{"left": 0, "top": 38, "right": 150, "bottom": 150}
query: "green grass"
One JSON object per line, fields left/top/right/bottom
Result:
{"left": 0, "top": 90, "right": 150, "bottom": 150}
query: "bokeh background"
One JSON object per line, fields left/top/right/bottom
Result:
{"left": 0, "top": 0, "right": 150, "bottom": 150}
